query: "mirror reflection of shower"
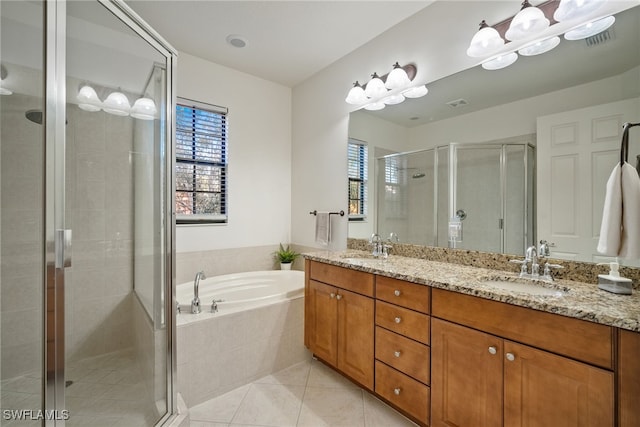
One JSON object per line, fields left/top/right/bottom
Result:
{"left": 376, "top": 139, "right": 535, "bottom": 255}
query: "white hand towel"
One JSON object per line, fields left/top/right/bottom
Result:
{"left": 597, "top": 162, "right": 640, "bottom": 258}
{"left": 315, "top": 212, "right": 331, "bottom": 245}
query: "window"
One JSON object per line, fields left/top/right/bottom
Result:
{"left": 175, "top": 98, "right": 228, "bottom": 224}
{"left": 348, "top": 139, "right": 368, "bottom": 220}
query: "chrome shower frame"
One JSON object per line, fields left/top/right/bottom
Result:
{"left": 43, "top": 1, "right": 177, "bottom": 425}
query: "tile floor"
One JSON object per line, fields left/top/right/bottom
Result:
{"left": 1, "top": 348, "right": 159, "bottom": 427}
{"left": 188, "top": 358, "right": 418, "bottom": 427}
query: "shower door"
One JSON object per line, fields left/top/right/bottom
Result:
{"left": 1, "top": 0, "right": 177, "bottom": 425}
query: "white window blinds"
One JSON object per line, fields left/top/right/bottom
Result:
{"left": 348, "top": 139, "right": 368, "bottom": 220}
{"left": 176, "top": 98, "right": 228, "bottom": 224}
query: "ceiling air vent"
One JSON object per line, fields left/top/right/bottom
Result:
{"left": 585, "top": 29, "right": 615, "bottom": 47}
{"left": 446, "top": 98, "right": 468, "bottom": 108}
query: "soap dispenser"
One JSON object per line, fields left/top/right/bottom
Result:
{"left": 597, "top": 261, "right": 633, "bottom": 295}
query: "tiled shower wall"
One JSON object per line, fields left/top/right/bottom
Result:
{"left": 64, "top": 105, "right": 135, "bottom": 361}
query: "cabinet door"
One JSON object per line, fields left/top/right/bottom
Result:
{"left": 431, "top": 319, "right": 503, "bottom": 427}
{"left": 337, "top": 288, "right": 374, "bottom": 390}
{"left": 504, "top": 341, "right": 614, "bottom": 427}
{"left": 307, "top": 280, "right": 338, "bottom": 365}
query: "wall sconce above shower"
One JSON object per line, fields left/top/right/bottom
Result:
{"left": 345, "top": 62, "right": 428, "bottom": 111}
{"left": 76, "top": 84, "right": 157, "bottom": 120}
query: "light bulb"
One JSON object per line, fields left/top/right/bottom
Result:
{"left": 385, "top": 63, "right": 411, "bottom": 90}
{"left": 364, "top": 73, "right": 387, "bottom": 99}
{"left": 505, "top": 2, "right": 550, "bottom": 41}
{"left": 103, "top": 91, "right": 130, "bottom": 116}
{"left": 564, "top": 15, "right": 615, "bottom": 40}
{"left": 518, "top": 36, "right": 561, "bottom": 56}
{"left": 130, "top": 97, "right": 157, "bottom": 120}
{"left": 77, "top": 85, "right": 102, "bottom": 112}
{"left": 467, "top": 21, "right": 504, "bottom": 58}
{"left": 345, "top": 82, "right": 367, "bottom": 105}
{"left": 482, "top": 52, "right": 518, "bottom": 70}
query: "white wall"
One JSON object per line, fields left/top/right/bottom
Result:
{"left": 176, "top": 53, "right": 292, "bottom": 253}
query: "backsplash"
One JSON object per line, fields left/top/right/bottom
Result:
{"left": 347, "top": 238, "right": 640, "bottom": 288}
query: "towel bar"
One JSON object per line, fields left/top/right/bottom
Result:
{"left": 309, "top": 210, "right": 345, "bottom": 217}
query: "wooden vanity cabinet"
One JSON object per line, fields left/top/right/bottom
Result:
{"left": 618, "top": 329, "right": 640, "bottom": 427}
{"left": 374, "top": 275, "right": 431, "bottom": 426}
{"left": 431, "top": 289, "right": 615, "bottom": 427}
{"left": 305, "top": 260, "right": 374, "bottom": 390}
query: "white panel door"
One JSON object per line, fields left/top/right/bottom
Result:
{"left": 537, "top": 98, "right": 640, "bottom": 264}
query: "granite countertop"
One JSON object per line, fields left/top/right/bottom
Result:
{"left": 304, "top": 250, "right": 640, "bottom": 332}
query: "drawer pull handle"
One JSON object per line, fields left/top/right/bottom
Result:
{"left": 330, "top": 293, "right": 335, "bottom": 299}
{"left": 393, "top": 387, "right": 401, "bottom": 395}
{"left": 336, "top": 294, "right": 342, "bottom": 300}
{"left": 488, "top": 346, "right": 497, "bottom": 355}
{"left": 506, "top": 353, "right": 516, "bottom": 362}
{"left": 394, "top": 351, "right": 401, "bottom": 358}
{"left": 394, "top": 289, "right": 401, "bottom": 297}
{"left": 394, "top": 317, "right": 402, "bottom": 324}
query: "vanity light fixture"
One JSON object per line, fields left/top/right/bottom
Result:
{"left": 468, "top": 0, "right": 615, "bottom": 71}
{"left": 77, "top": 85, "right": 102, "bottom": 111}
{"left": 130, "top": 97, "right": 157, "bottom": 120}
{"left": 103, "top": 91, "right": 131, "bottom": 116}
{"left": 554, "top": 0, "right": 605, "bottom": 22}
{"left": 505, "top": 0, "right": 550, "bottom": 41}
{"left": 467, "top": 20, "right": 504, "bottom": 58}
{"left": 345, "top": 62, "right": 428, "bottom": 110}
{"left": 482, "top": 52, "right": 519, "bottom": 70}
{"left": 564, "top": 15, "right": 615, "bottom": 40}
{"left": 518, "top": 35, "right": 561, "bottom": 56}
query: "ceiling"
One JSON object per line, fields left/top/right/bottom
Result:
{"left": 125, "top": 1, "right": 432, "bottom": 88}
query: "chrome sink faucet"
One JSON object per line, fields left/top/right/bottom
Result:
{"left": 191, "top": 271, "right": 206, "bottom": 314}
{"left": 510, "top": 246, "right": 538, "bottom": 278}
{"left": 369, "top": 233, "right": 383, "bottom": 257}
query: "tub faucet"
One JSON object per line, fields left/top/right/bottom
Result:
{"left": 192, "top": 271, "right": 206, "bottom": 314}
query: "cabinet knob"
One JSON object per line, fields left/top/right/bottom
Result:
{"left": 330, "top": 293, "right": 335, "bottom": 299}
{"left": 506, "top": 353, "right": 516, "bottom": 362}
{"left": 394, "top": 289, "right": 401, "bottom": 297}
{"left": 393, "top": 387, "right": 401, "bottom": 395}
{"left": 394, "top": 317, "right": 402, "bottom": 324}
{"left": 394, "top": 351, "right": 401, "bottom": 358}
{"left": 488, "top": 346, "right": 497, "bottom": 355}
{"left": 336, "top": 294, "right": 342, "bottom": 300}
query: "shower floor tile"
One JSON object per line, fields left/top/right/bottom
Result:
{"left": 190, "top": 359, "right": 418, "bottom": 427}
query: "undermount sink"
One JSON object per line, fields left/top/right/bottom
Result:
{"left": 480, "top": 279, "right": 568, "bottom": 296}
{"left": 341, "top": 257, "right": 381, "bottom": 264}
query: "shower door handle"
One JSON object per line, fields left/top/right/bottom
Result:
{"left": 55, "top": 229, "right": 72, "bottom": 269}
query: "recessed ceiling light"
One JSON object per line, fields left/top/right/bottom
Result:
{"left": 226, "top": 34, "right": 248, "bottom": 48}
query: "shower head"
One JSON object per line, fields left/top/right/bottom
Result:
{"left": 25, "top": 109, "right": 42, "bottom": 124}
{"left": 412, "top": 172, "right": 426, "bottom": 179}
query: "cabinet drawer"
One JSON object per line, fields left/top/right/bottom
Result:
{"left": 375, "top": 360, "right": 430, "bottom": 425}
{"left": 309, "top": 261, "right": 374, "bottom": 297}
{"left": 432, "top": 288, "right": 614, "bottom": 369}
{"left": 376, "top": 326, "right": 430, "bottom": 385}
{"left": 376, "top": 301, "right": 430, "bottom": 345}
{"left": 376, "top": 276, "right": 430, "bottom": 314}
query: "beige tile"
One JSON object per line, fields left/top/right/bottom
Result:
{"left": 363, "top": 392, "right": 418, "bottom": 427}
{"left": 189, "top": 384, "right": 250, "bottom": 423}
{"left": 231, "top": 383, "right": 305, "bottom": 427}
{"left": 297, "top": 386, "right": 365, "bottom": 427}
{"left": 306, "top": 360, "right": 360, "bottom": 389}
{"left": 191, "top": 422, "right": 229, "bottom": 427}
{"left": 255, "top": 360, "right": 311, "bottom": 387}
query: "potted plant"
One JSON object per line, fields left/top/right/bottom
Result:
{"left": 275, "top": 243, "right": 299, "bottom": 270}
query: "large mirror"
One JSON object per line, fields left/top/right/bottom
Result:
{"left": 348, "top": 4, "right": 640, "bottom": 265}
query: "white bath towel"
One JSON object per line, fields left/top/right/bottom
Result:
{"left": 597, "top": 162, "right": 640, "bottom": 258}
{"left": 315, "top": 212, "right": 331, "bottom": 245}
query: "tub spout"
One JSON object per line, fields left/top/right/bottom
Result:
{"left": 192, "top": 271, "right": 206, "bottom": 314}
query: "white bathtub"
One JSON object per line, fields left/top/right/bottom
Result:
{"left": 176, "top": 270, "right": 304, "bottom": 322}
{"left": 176, "top": 269, "right": 309, "bottom": 406}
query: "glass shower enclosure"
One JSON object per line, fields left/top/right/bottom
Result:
{"left": 1, "top": 1, "right": 176, "bottom": 425}
{"left": 377, "top": 141, "right": 535, "bottom": 255}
